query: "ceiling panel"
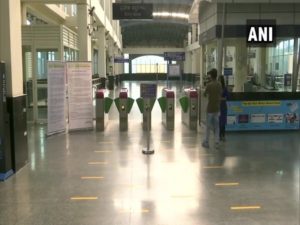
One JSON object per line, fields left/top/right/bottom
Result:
{"left": 115, "top": 0, "right": 194, "bottom": 48}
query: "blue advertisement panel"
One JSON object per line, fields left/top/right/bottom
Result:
{"left": 226, "top": 100, "right": 300, "bottom": 130}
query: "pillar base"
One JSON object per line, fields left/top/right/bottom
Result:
{"left": 0, "top": 169, "right": 13, "bottom": 181}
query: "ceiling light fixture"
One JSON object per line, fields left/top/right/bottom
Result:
{"left": 153, "top": 12, "right": 189, "bottom": 20}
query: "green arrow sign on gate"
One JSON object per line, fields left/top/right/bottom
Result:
{"left": 114, "top": 98, "right": 120, "bottom": 112}
{"left": 157, "top": 97, "right": 166, "bottom": 113}
{"left": 179, "top": 96, "right": 189, "bottom": 113}
{"left": 136, "top": 97, "right": 144, "bottom": 113}
{"left": 104, "top": 97, "right": 113, "bottom": 113}
{"left": 127, "top": 98, "right": 134, "bottom": 113}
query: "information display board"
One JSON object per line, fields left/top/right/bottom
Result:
{"left": 113, "top": 3, "right": 153, "bottom": 19}
{"left": 164, "top": 52, "right": 185, "bottom": 61}
{"left": 226, "top": 100, "right": 300, "bottom": 130}
{"left": 47, "top": 61, "right": 66, "bottom": 135}
{"left": 140, "top": 83, "right": 157, "bottom": 98}
{"left": 67, "top": 62, "right": 93, "bottom": 131}
{"left": 114, "top": 57, "right": 130, "bottom": 63}
{"left": 224, "top": 68, "right": 233, "bottom": 76}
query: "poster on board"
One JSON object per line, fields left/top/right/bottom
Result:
{"left": 47, "top": 61, "right": 66, "bottom": 135}
{"left": 226, "top": 100, "right": 300, "bottom": 130}
{"left": 168, "top": 64, "right": 181, "bottom": 77}
{"left": 67, "top": 62, "right": 93, "bottom": 131}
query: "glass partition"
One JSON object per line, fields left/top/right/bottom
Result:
{"left": 202, "top": 38, "right": 300, "bottom": 92}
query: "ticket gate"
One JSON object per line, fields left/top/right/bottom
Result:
{"left": 158, "top": 88, "right": 175, "bottom": 130}
{"left": 114, "top": 88, "right": 134, "bottom": 131}
{"left": 180, "top": 88, "right": 198, "bottom": 130}
{"left": 136, "top": 97, "right": 156, "bottom": 131}
{"left": 95, "top": 89, "right": 113, "bottom": 131}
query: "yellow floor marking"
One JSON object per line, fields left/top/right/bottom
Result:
{"left": 160, "top": 140, "right": 171, "bottom": 143}
{"left": 203, "top": 166, "right": 223, "bottom": 169}
{"left": 88, "top": 162, "right": 108, "bottom": 165}
{"left": 215, "top": 182, "right": 239, "bottom": 186}
{"left": 124, "top": 185, "right": 143, "bottom": 189}
{"left": 70, "top": 197, "right": 98, "bottom": 200}
{"left": 171, "top": 195, "right": 195, "bottom": 199}
{"left": 199, "top": 153, "right": 213, "bottom": 156}
{"left": 81, "top": 176, "right": 104, "bottom": 179}
{"left": 120, "top": 209, "right": 150, "bottom": 213}
{"left": 141, "top": 209, "right": 150, "bottom": 213}
{"left": 94, "top": 150, "right": 112, "bottom": 153}
{"left": 230, "top": 206, "right": 261, "bottom": 210}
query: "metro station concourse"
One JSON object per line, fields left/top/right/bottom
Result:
{"left": 0, "top": 0, "right": 300, "bottom": 224}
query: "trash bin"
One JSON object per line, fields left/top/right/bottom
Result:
{"left": 108, "top": 75, "right": 114, "bottom": 90}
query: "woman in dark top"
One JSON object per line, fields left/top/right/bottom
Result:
{"left": 218, "top": 76, "right": 228, "bottom": 141}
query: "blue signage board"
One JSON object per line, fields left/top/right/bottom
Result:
{"left": 140, "top": 83, "right": 157, "bottom": 98}
{"left": 224, "top": 68, "right": 233, "bottom": 76}
{"left": 114, "top": 57, "right": 129, "bottom": 63}
{"left": 226, "top": 100, "right": 300, "bottom": 131}
{"left": 164, "top": 52, "right": 185, "bottom": 61}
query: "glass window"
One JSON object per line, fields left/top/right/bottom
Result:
{"left": 131, "top": 55, "right": 167, "bottom": 74}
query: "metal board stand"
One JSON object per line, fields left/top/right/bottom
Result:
{"left": 142, "top": 100, "right": 154, "bottom": 155}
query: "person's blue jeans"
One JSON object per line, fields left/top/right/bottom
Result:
{"left": 203, "top": 112, "right": 220, "bottom": 145}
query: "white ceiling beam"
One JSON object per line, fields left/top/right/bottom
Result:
{"left": 21, "top": 0, "right": 86, "bottom": 3}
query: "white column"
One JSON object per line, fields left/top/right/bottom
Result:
{"left": 257, "top": 47, "right": 266, "bottom": 86}
{"left": 192, "top": 24, "right": 197, "bottom": 43}
{"left": 77, "top": 1, "right": 92, "bottom": 61}
{"left": 234, "top": 39, "right": 248, "bottom": 92}
{"left": 184, "top": 51, "right": 193, "bottom": 74}
{"left": 107, "top": 39, "right": 115, "bottom": 75}
{"left": 292, "top": 37, "right": 299, "bottom": 92}
{"left": 97, "top": 28, "right": 106, "bottom": 77}
{"left": 0, "top": 0, "right": 23, "bottom": 97}
{"left": 21, "top": 3, "right": 27, "bottom": 25}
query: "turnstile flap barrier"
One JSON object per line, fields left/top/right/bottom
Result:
{"left": 158, "top": 97, "right": 166, "bottom": 113}
{"left": 136, "top": 98, "right": 156, "bottom": 113}
{"left": 104, "top": 97, "right": 113, "bottom": 113}
{"left": 136, "top": 98, "right": 144, "bottom": 113}
{"left": 149, "top": 98, "right": 156, "bottom": 111}
{"left": 127, "top": 98, "right": 134, "bottom": 113}
{"left": 114, "top": 98, "right": 121, "bottom": 113}
{"left": 179, "top": 96, "right": 189, "bottom": 113}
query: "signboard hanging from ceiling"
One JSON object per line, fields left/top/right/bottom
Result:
{"left": 113, "top": 3, "right": 153, "bottom": 20}
{"left": 164, "top": 52, "right": 185, "bottom": 61}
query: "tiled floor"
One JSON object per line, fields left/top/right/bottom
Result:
{"left": 0, "top": 81, "right": 299, "bottom": 225}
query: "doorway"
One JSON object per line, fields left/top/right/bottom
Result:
{"left": 23, "top": 47, "right": 58, "bottom": 123}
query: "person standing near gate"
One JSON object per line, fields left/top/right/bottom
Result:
{"left": 202, "top": 68, "right": 222, "bottom": 149}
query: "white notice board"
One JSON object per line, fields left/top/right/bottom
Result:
{"left": 47, "top": 61, "right": 66, "bottom": 135}
{"left": 67, "top": 62, "right": 93, "bottom": 131}
{"left": 168, "top": 64, "right": 181, "bottom": 77}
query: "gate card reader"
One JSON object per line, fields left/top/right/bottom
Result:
{"left": 95, "top": 89, "right": 113, "bottom": 131}
{"left": 180, "top": 88, "right": 198, "bottom": 130}
{"left": 158, "top": 88, "right": 175, "bottom": 130}
{"left": 114, "top": 88, "right": 134, "bottom": 131}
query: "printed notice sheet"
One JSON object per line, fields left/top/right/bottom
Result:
{"left": 47, "top": 61, "right": 66, "bottom": 135}
{"left": 67, "top": 62, "right": 93, "bottom": 130}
